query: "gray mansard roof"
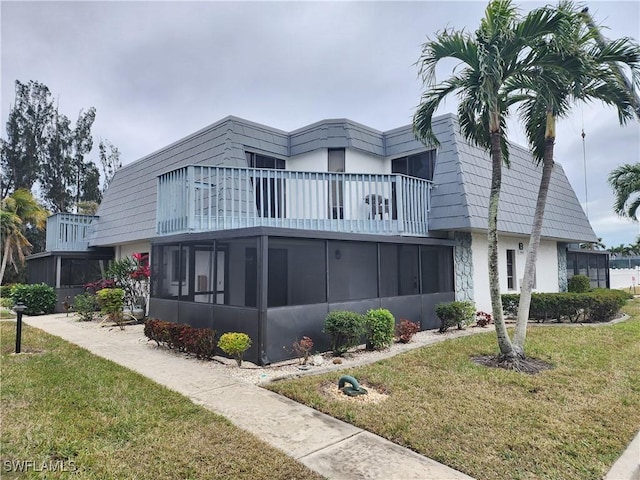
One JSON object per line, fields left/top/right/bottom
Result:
{"left": 90, "top": 113, "right": 596, "bottom": 247}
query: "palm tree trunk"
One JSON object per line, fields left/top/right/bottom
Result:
{"left": 488, "top": 131, "right": 515, "bottom": 358}
{"left": 513, "top": 112, "right": 556, "bottom": 356}
{"left": 0, "top": 240, "right": 11, "bottom": 286}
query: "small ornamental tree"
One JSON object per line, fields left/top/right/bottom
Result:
{"left": 292, "top": 336, "right": 314, "bottom": 365}
{"left": 218, "top": 332, "right": 252, "bottom": 367}
{"left": 106, "top": 253, "right": 150, "bottom": 314}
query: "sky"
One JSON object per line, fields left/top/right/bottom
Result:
{"left": 2, "top": 0, "right": 639, "bottom": 248}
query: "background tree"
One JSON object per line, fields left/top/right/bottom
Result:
{"left": 512, "top": 1, "right": 640, "bottom": 355}
{"left": 0, "top": 80, "right": 54, "bottom": 197}
{"left": 0, "top": 189, "right": 48, "bottom": 285}
{"left": 413, "top": 0, "right": 564, "bottom": 363}
{"left": 609, "top": 163, "right": 640, "bottom": 221}
{"left": 98, "top": 139, "right": 121, "bottom": 192}
{"left": 2, "top": 80, "right": 118, "bottom": 212}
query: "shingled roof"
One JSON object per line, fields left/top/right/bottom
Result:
{"left": 89, "top": 114, "right": 596, "bottom": 246}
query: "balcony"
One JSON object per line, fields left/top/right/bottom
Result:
{"left": 157, "top": 166, "right": 431, "bottom": 237}
{"left": 45, "top": 213, "right": 97, "bottom": 251}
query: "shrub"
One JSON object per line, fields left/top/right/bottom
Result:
{"left": 500, "top": 290, "right": 630, "bottom": 323}
{"left": 97, "top": 288, "right": 125, "bottom": 329}
{"left": 435, "top": 301, "right": 475, "bottom": 333}
{"left": 218, "top": 332, "right": 252, "bottom": 367}
{"left": 364, "top": 308, "right": 395, "bottom": 350}
{"left": 73, "top": 292, "right": 99, "bottom": 322}
{"left": 9, "top": 283, "right": 56, "bottom": 315}
{"left": 584, "top": 289, "right": 628, "bottom": 322}
{"left": 476, "top": 311, "right": 492, "bottom": 327}
{"left": 568, "top": 274, "right": 591, "bottom": 293}
{"left": 181, "top": 327, "right": 217, "bottom": 359}
{"left": 395, "top": 319, "right": 421, "bottom": 343}
{"left": 144, "top": 319, "right": 216, "bottom": 359}
{"left": 292, "top": 336, "right": 314, "bottom": 365}
{"left": 501, "top": 294, "right": 519, "bottom": 317}
{"left": 0, "top": 296, "right": 14, "bottom": 309}
{"left": 323, "top": 310, "right": 365, "bottom": 356}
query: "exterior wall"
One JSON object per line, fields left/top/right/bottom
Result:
{"left": 610, "top": 268, "right": 640, "bottom": 289}
{"left": 347, "top": 149, "right": 386, "bottom": 174}
{"left": 470, "top": 232, "right": 559, "bottom": 312}
{"left": 288, "top": 149, "right": 327, "bottom": 172}
{"left": 116, "top": 242, "right": 151, "bottom": 260}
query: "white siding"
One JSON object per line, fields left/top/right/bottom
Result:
{"left": 288, "top": 149, "right": 327, "bottom": 172}
{"left": 347, "top": 149, "right": 386, "bottom": 174}
{"left": 117, "top": 242, "right": 152, "bottom": 261}
{"left": 470, "top": 233, "right": 559, "bottom": 312}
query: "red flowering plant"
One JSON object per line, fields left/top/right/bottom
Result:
{"left": 105, "top": 253, "right": 150, "bottom": 316}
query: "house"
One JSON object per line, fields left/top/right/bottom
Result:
{"left": 28, "top": 113, "right": 605, "bottom": 364}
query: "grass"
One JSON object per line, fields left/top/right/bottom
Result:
{"left": 268, "top": 299, "right": 640, "bottom": 480}
{"left": 0, "top": 323, "right": 323, "bottom": 480}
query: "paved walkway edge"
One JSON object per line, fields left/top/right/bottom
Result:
{"left": 21, "top": 315, "right": 474, "bottom": 480}
{"left": 604, "top": 430, "right": 640, "bottom": 480}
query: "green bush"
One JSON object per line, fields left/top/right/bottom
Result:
{"left": 501, "top": 294, "right": 520, "bottom": 317}
{"left": 501, "top": 290, "right": 630, "bottom": 323}
{"left": 364, "top": 308, "right": 395, "bottom": 350}
{"left": 0, "top": 296, "right": 14, "bottom": 309}
{"left": 73, "top": 292, "right": 99, "bottom": 322}
{"left": 435, "top": 301, "right": 475, "bottom": 333}
{"left": 584, "top": 289, "right": 629, "bottom": 322}
{"left": 323, "top": 310, "right": 365, "bottom": 355}
{"left": 9, "top": 283, "right": 56, "bottom": 315}
{"left": 97, "top": 288, "right": 125, "bottom": 328}
{"left": 218, "top": 332, "right": 252, "bottom": 367}
{"left": 568, "top": 274, "right": 591, "bottom": 293}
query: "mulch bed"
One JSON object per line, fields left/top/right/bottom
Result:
{"left": 472, "top": 355, "right": 554, "bottom": 374}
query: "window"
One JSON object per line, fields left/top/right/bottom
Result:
{"left": 328, "top": 148, "right": 345, "bottom": 219}
{"left": 245, "top": 151, "right": 286, "bottom": 218}
{"left": 392, "top": 150, "right": 436, "bottom": 181}
{"left": 506, "top": 249, "right": 516, "bottom": 290}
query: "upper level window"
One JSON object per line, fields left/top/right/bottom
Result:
{"left": 392, "top": 150, "right": 435, "bottom": 180}
{"left": 245, "top": 152, "right": 285, "bottom": 169}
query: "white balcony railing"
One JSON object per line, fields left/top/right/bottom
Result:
{"left": 45, "top": 213, "right": 97, "bottom": 251}
{"left": 157, "top": 166, "right": 431, "bottom": 237}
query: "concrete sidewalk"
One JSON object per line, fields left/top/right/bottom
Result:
{"left": 18, "top": 314, "right": 639, "bottom": 480}
{"left": 22, "top": 314, "right": 473, "bottom": 480}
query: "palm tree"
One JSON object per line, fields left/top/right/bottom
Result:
{"left": 609, "top": 163, "right": 640, "bottom": 221}
{"left": 413, "top": 0, "right": 565, "bottom": 361}
{"left": 511, "top": 2, "right": 640, "bottom": 355}
{"left": 0, "top": 189, "right": 48, "bottom": 285}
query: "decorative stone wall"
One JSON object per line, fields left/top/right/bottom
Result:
{"left": 557, "top": 243, "right": 568, "bottom": 292}
{"left": 454, "top": 231, "right": 474, "bottom": 302}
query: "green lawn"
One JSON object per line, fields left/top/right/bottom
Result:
{"left": 269, "top": 300, "right": 640, "bottom": 480}
{"left": 0, "top": 323, "right": 323, "bottom": 480}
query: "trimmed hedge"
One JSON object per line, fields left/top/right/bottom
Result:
{"left": 364, "top": 308, "right": 395, "bottom": 350}
{"left": 501, "top": 289, "right": 630, "bottom": 323}
{"left": 9, "top": 283, "right": 56, "bottom": 315}
{"left": 144, "top": 319, "right": 217, "bottom": 359}
{"left": 435, "top": 301, "right": 475, "bottom": 333}
{"left": 323, "top": 310, "right": 365, "bottom": 355}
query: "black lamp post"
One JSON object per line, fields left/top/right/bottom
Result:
{"left": 14, "top": 302, "right": 26, "bottom": 354}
